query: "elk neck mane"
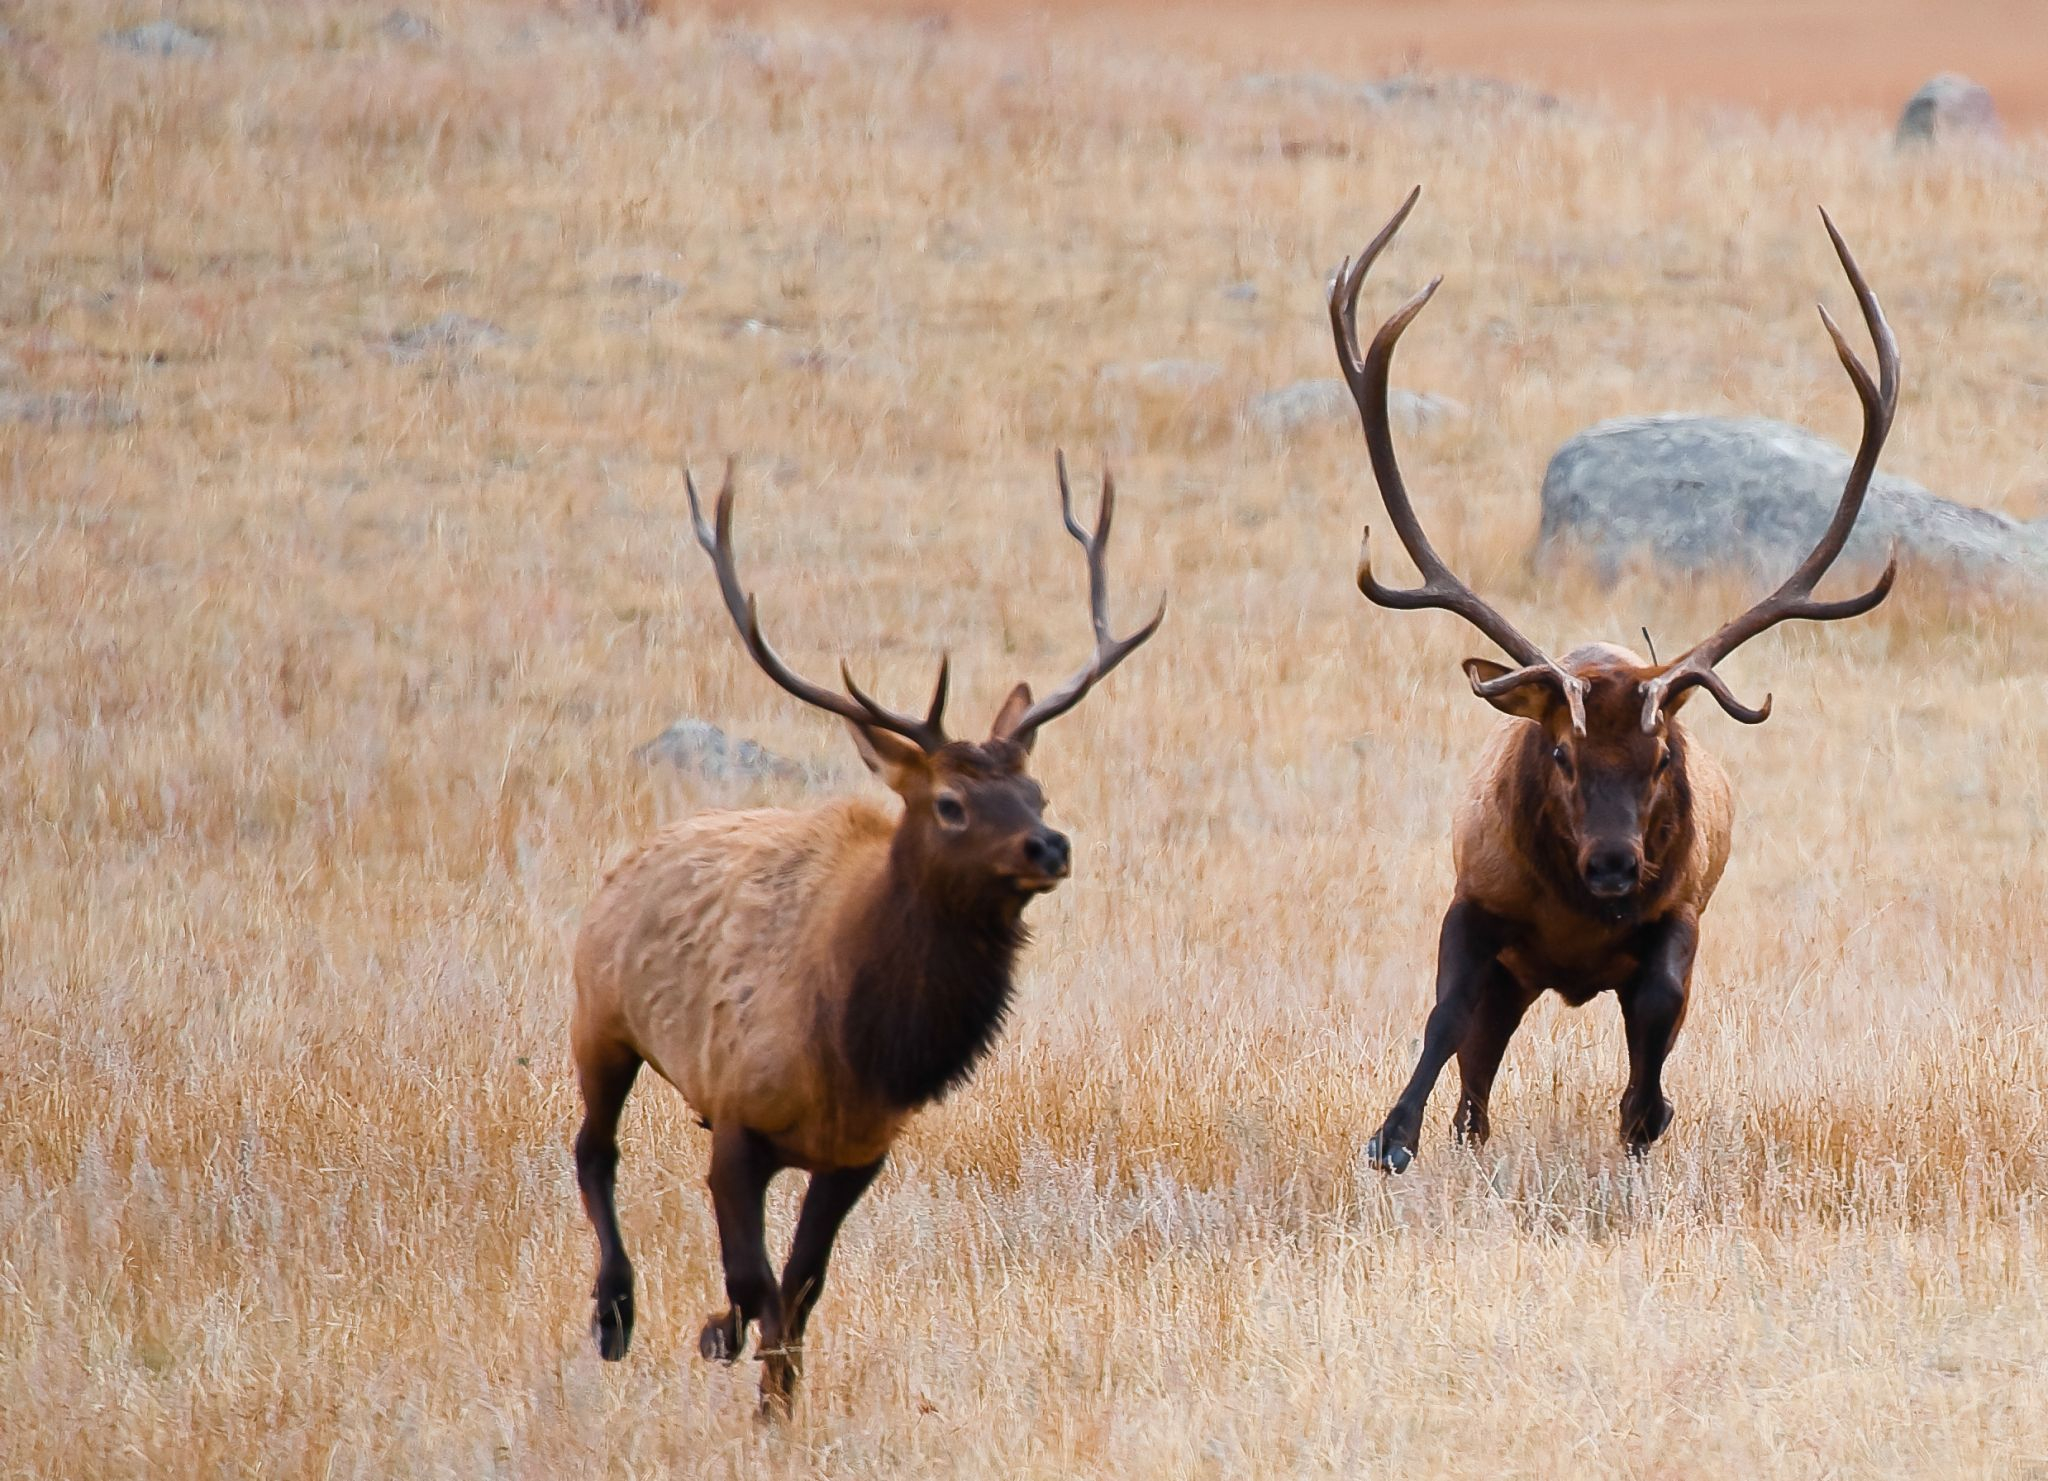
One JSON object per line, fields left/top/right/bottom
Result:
{"left": 838, "top": 824, "right": 1030, "bottom": 1110}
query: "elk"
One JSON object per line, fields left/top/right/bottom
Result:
{"left": 570, "top": 455, "right": 1162, "bottom": 1409}
{"left": 1331, "top": 189, "right": 1898, "bottom": 1170}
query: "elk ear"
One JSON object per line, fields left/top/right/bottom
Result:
{"left": 846, "top": 721, "right": 928, "bottom": 792}
{"left": 1462, "top": 658, "right": 1558, "bottom": 722}
{"left": 988, "top": 682, "right": 1037, "bottom": 752}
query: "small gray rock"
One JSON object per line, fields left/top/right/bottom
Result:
{"left": 1220, "top": 281, "right": 1259, "bottom": 303}
{"left": 385, "top": 314, "right": 508, "bottom": 361}
{"left": 1237, "top": 71, "right": 1344, "bottom": 98}
{"left": 377, "top": 9, "right": 439, "bottom": 43}
{"left": 1237, "top": 69, "right": 1557, "bottom": 112}
{"left": 104, "top": 22, "right": 215, "bottom": 57}
{"left": 635, "top": 719, "right": 806, "bottom": 783}
{"left": 1246, "top": 379, "right": 1349, "bottom": 437}
{"left": 1245, "top": 378, "right": 1465, "bottom": 440}
{"left": 0, "top": 390, "right": 137, "bottom": 429}
{"left": 1098, "top": 359, "right": 1226, "bottom": 392}
{"left": 1539, "top": 415, "right": 2048, "bottom": 586}
{"left": 1896, "top": 74, "right": 1999, "bottom": 147}
{"left": 608, "top": 272, "right": 684, "bottom": 303}
{"left": 1354, "top": 72, "right": 1559, "bottom": 112}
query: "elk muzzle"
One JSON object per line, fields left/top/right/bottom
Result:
{"left": 1016, "top": 827, "right": 1072, "bottom": 890}
{"left": 1580, "top": 843, "right": 1642, "bottom": 900}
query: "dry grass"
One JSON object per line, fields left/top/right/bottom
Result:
{"left": 4, "top": 3, "right": 2048, "bottom": 1475}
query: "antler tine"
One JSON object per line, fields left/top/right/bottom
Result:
{"left": 685, "top": 461, "right": 950, "bottom": 753}
{"left": 1053, "top": 449, "right": 1113, "bottom": 645}
{"left": 1639, "top": 210, "right": 1901, "bottom": 731}
{"left": 1332, "top": 189, "right": 1585, "bottom": 726}
{"left": 998, "top": 452, "right": 1167, "bottom": 741}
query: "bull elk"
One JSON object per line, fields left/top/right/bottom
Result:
{"left": 1332, "top": 189, "right": 1898, "bottom": 1170}
{"left": 570, "top": 455, "right": 1162, "bottom": 1409}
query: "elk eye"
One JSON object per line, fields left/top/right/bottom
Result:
{"left": 934, "top": 794, "right": 968, "bottom": 828}
{"left": 1551, "top": 744, "right": 1573, "bottom": 775}
{"left": 1656, "top": 747, "right": 1673, "bottom": 775}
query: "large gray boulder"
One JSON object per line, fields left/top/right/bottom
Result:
{"left": 1896, "top": 74, "right": 1999, "bottom": 147}
{"left": 1539, "top": 415, "right": 2048, "bottom": 587}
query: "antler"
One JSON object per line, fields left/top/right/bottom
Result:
{"left": 994, "top": 451, "right": 1167, "bottom": 741}
{"left": 686, "top": 460, "right": 951, "bottom": 753}
{"left": 1637, "top": 209, "right": 1900, "bottom": 732}
{"left": 1330, "top": 186, "right": 1587, "bottom": 733}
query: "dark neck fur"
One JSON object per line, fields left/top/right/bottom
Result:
{"left": 840, "top": 843, "right": 1029, "bottom": 1109}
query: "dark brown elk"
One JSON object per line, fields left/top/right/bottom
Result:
{"left": 1331, "top": 189, "right": 1898, "bottom": 1170}
{"left": 571, "top": 455, "right": 1162, "bottom": 1409}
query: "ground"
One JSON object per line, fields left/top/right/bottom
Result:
{"left": 3, "top": 1, "right": 2048, "bottom": 1476}
{"left": 755, "top": 0, "right": 2048, "bottom": 126}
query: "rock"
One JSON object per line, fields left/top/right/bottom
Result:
{"left": 1098, "top": 359, "right": 1225, "bottom": 392}
{"left": 1245, "top": 378, "right": 1465, "bottom": 440}
{"left": 1354, "top": 72, "right": 1560, "bottom": 113}
{"left": 384, "top": 314, "right": 508, "bottom": 361}
{"left": 104, "top": 22, "right": 215, "bottom": 57}
{"left": 1236, "top": 69, "right": 1558, "bottom": 113}
{"left": 781, "top": 348, "right": 907, "bottom": 379}
{"left": 1896, "top": 74, "right": 1999, "bottom": 147}
{"left": 1220, "top": 281, "right": 1259, "bottom": 303}
{"left": 377, "top": 9, "right": 440, "bottom": 43}
{"left": 608, "top": 272, "right": 684, "bottom": 303}
{"left": 1539, "top": 415, "right": 2048, "bottom": 586}
{"left": 0, "top": 389, "right": 137, "bottom": 429}
{"left": 634, "top": 719, "right": 807, "bottom": 783}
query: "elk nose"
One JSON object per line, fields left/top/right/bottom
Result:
{"left": 1583, "top": 846, "right": 1641, "bottom": 898}
{"left": 1023, "top": 828, "right": 1071, "bottom": 879}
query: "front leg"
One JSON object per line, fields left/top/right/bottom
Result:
{"left": 760, "top": 1156, "right": 886, "bottom": 1410}
{"left": 699, "top": 1124, "right": 784, "bottom": 1372}
{"left": 1617, "top": 910, "right": 1698, "bottom": 1153}
{"left": 1368, "top": 899, "right": 1508, "bottom": 1173}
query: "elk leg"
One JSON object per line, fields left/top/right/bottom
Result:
{"left": 700, "top": 1124, "right": 784, "bottom": 1375}
{"left": 1452, "top": 965, "right": 1537, "bottom": 1146}
{"left": 1368, "top": 899, "right": 1505, "bottom": 1173}
{"left": 573, "top": 1037, "right": 643, "bottom": 1362}
{"left": 761, "top": 1155, "right": 886, "bottom": 1408}
{"left": 1618, "top": 911, "right": 1698, "bottom": 1153}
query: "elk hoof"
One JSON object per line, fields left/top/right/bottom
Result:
{"left": 1622, "top": 1095, "right": 1675, "bottom": 1153}
{"left": 590, "top": 1290, "right": 635, "bottom": 1361}
{"left": 757, "top": 1349, "right": 798, "bottom": 1418}
{"left": 698, "top": 1310, "right": 744, "bottom": 1364}
{"left": 1365, "top": 1134, "right": 1413, "bottom": 1174}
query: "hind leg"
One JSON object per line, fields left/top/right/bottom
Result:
{"left": 574, "top": 1035, "right": 643, "bottom": 1361}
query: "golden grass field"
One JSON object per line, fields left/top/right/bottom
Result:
{"left": 5, "top": 2, "right": 2048, "bottom": 1475}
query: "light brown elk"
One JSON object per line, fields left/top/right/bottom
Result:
{"left": 571, "top": 455, "right": 1162, "bottom": 1409}
{"left": 1332, "top": 189, "right": 1898, "bottom": 1170}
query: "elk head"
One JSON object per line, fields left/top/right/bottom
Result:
{"left": 1330, "top": 187, "right": 1898, "bottom": 908}
{"left": 685, "top": 453, "right": 1164, "bottom": 908}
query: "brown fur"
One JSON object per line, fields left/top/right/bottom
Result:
{"left": 1334, "top": 193, "right": 1896, "bottom": 1172}
{"left": 1364, "top": 643, "right": 1739, "bottom": 1171}
{"left": 572, "top": 453, "right": 1160, "bottom": 1413}
{"left": 1453, "top": 645, "right": 1733, "bottom": 1003}
{"left": 570, "top": 730, "right": 1065, "bottom": 1407}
